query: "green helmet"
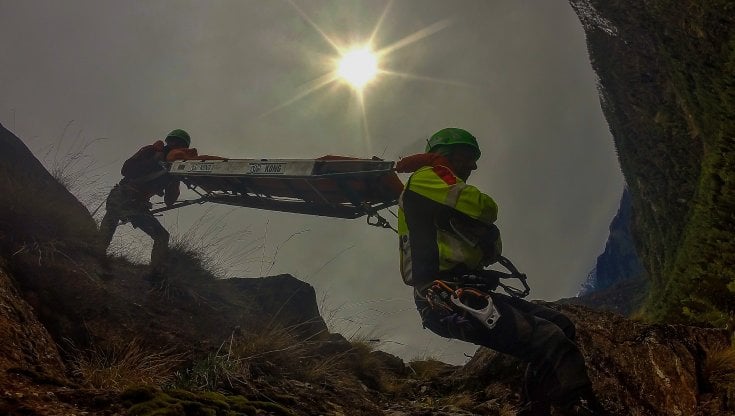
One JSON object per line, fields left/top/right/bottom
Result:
{"left": 425, "top": 128, "right": 480, "bottom": 159}
{"left": 165, "top": 129, "right": 191, "bottom": 147}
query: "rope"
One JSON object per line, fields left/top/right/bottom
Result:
{"left": 90, "top": 199, "right": 106, "bottom": 217}
{"left": 366, "top": 211, "right": 398, "bottom": 233}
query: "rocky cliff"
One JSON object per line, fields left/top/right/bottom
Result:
{"left": 457, "top": 304, "right": 732, "bottom": 416}
{"left": 567, "top": 0, "right": 735, "bottom": 323}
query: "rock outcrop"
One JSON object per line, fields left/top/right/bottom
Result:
{"left": 458, "top": 303, "right": 732, "bottom": 415}
{"left": 0, "top": 260, "right": 66, "bottom": 383}
{"left": 0, "top": 122, "right": 98, "bottom": 253}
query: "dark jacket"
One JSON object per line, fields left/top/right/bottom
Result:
{"left": 120, "top": 140, "right": 180, "bottom": 205}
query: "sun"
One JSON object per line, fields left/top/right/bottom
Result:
{"left": 261, "top": 1, "right": 459, "bottom": 148}
{"left": 337, "top": 46, "right": 379, "bottom": 90}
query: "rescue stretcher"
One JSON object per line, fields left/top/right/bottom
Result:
{"left": 151, "top": 156, "right": 404, "bottom": 229}
{"left": 151, "top": 154, "right": 530, "bottom": 297}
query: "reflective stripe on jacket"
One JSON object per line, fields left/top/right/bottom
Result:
{"left": 397, "top": 157, "right": 499, "bottom": 287}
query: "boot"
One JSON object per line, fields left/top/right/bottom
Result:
{"left": 555, "top": 393, "right": 608, "bottom": 416}
{"left": 96, "top": 255, "right": 115, "bottom": 281}
{"left": 145, "top": 267, "right": 167, "bottom": 285}
{"left": 519, "top": 364, "right": 551, "bottom": 416}
{"left": 516, "top": 400, "right": 551, "bottom": 416}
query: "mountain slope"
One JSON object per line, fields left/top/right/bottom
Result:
{"left": 1, "top": 122, "right": 735, "bottom": 414}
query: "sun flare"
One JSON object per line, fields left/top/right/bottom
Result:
{"left": 337, "top": 47, "right": 379, "bottom": 90}
{"left": 262, "top": 1, "right": 458, "bottom": 148}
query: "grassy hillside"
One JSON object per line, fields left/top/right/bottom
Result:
{"left": 570, "top": 0, "right": 735, "bottom": 324}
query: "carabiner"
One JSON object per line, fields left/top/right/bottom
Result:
{"left": 450, "top": 290, "right": 501, "bottom": 330}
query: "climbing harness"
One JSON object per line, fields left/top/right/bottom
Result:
{"left": 426, "top": 280, "right": 500, "bottom": 330}
{"left": 496, "top": 256, "right": 531, "bottom": 298}
{"left": 367, "top": 210, "right": 398, "bottom": 232}
{"left": 424, "top": 256, "right": 530, "bottom": 329}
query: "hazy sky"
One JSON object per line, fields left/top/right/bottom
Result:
{"left": 1, "top": 0, "right": 624, "bottom": 364}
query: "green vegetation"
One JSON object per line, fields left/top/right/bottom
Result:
{"left": 169, "top": 324, "right": 341, "bottom": 391}
{"left": 122, "top": 386, "right": 295, "bottom": 416}
{"left": 580, "top": 1, "right": 735, "bottom": 325}
{"left": 121, "top": 328, "right": 416, "bottom": 414}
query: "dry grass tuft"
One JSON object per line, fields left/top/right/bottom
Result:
{"left": 28, "top": 121, "right": 109, "bottom": 215}
{"left": 408, "top": 357, "right": 450, "bottom": 380}
{"left": 236, "top": 321, "right": 352, "bottom": 384}
{"left": 435, "top": 392, "right": 476, "bottom": 410}
{"left": 347, "top": 334, "right": 379, "bottom": 355}
{"left": 166, "top": 240, "right": 220, "bottom": 282}
{"left": 69, "top": 339, "right": 184, "bottom": 391}
{"left": 341, "top": 335, "right": 402, "bottom": 392}
{"left": 704, "top": 346, "right": 735, "bottom": 385}
{"left": 173, "top": 322, "right": 336, "bottom": 391}
{"left": 500, "top": 403, "right": 521, "bottom": 416}
{"left": 168, "top": 208, "right": 261, "bottom": 280}
{"left": 233, "top": 325, "right": 315, "bottom": 378}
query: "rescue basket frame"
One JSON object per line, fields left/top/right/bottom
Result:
{"left": 150, "top": 158, "right": 401, "bottom": 222}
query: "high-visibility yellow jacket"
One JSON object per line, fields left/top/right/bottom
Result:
{"left": 397, "top": 153, "right": 500, "bottom": 287}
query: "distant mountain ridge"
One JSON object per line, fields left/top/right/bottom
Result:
{"left": 579, "top": 188, "right": 644, "bottom": 297}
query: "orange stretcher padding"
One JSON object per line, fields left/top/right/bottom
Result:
{"left": 167, "top": 148, "right": 226, "bottom": 162}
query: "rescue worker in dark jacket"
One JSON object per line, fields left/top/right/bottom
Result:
{"left": 396, "top": 128, "right": 606, "bottom": 416}
{"left": 98, "top": 129, "right": 191, "bottom": 281}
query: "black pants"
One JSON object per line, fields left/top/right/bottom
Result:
{"left": 416, "top": 290, "right": 592, "bottom": 405}
{"left": 98, "top": 185, "right": 169, "bottom": 273}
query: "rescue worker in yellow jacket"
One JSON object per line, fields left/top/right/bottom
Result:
{"left": 396, "top": 128, "right": 606, "bottom": 416}
{"left": 98, "top": 129, "right": 191, "bottom": 282}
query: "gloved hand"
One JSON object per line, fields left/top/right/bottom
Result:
{"left": 483, "top": 272, "right": 500, "bottom": 291}
{"left": 440, "top": 313, "right": 471, "bottom": 328}
{"left": 464, "top": 272, "right": 500, "bottom": 291}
